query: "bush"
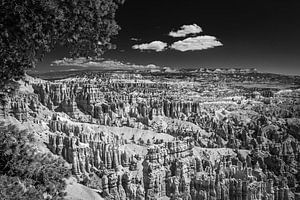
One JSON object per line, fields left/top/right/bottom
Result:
{"left": 0, "top": 123, "right": 71, "bottom": 199}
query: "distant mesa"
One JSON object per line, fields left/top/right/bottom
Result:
{"left": 51, "top": 58, "right": 258, "bottom": 74}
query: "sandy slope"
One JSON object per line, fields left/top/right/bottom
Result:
{"left": 65, "top": 178, "right": 104, "bottom": 200}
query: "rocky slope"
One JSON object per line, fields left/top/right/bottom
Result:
{"left": 1, "top": 70, "right": 299, "bottom": 200}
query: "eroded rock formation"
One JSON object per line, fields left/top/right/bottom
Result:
{"left": 2, "top": 71, "right": 299, "bottom": 199}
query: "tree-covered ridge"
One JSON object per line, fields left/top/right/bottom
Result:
{"left": 0, "top": 123, "right": 71, "bottom": 200}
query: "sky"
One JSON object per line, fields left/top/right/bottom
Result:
{"left": 38, "top": 0, "right": 300, "bottom": 75}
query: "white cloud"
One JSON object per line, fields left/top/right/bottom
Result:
{"left": 51, "top": 59, "right": 163, "bottom": 71}
{"left": 50, "top": 57, "right": 89, "bottom": 67}
{"left": 170, "top": 36, "right": 223, "bottom": 51}
{"left": 169, "top": 24, "right": 203, "bottom": 37}
{"left": 51, "top": 57, "right": 107, "bottom": 67}
{"left": 132, "top": 41, "right": 167, "bottom": 52}
{"left": 131, "top": 37, "right": 141, "bottom": 41}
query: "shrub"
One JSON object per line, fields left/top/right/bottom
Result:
{"left": 0, "top": 123, "right": 71, "bottom": 199}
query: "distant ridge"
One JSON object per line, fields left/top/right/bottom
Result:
{"left": 188, "top": 67, "right": 260, "bottom": 74}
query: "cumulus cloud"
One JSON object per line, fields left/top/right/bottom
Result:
{"left": 132, "top": 41, "right": 167, "bottom": 52}
{"left": 131, "top": 37, "right": 141, "bottom": 41}
{"left": 51, "top": 59, "right": 164, "bottom": 71}
{"left": 170, "top": 36, "right": 223, "bottom": 51}
{"left": 51, "top": 57, "right": 91, "bottom": 67}
{"left": 169, "top": 24, "right": 203, "bottom": 37}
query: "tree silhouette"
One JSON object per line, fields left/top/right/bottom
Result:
{"left": 0, "top": 0, "right": 125, "bottom": 86}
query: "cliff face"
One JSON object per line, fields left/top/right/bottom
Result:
{"left": 0, "top": 92, "right": 40, "bottom": 121}
{"left": 141, "top": 141, "right": 286, "bottom": 200}
{"left": 1, "top": 72, "right": 299, "bottom": 200}
{"left": 32, "top": 82, "right": 208, "bottom": 124}
{"left": 47, "top": 117, "right": 292, "bottom": 200}
{"left": 48, "top": 118, "right": 130, "bottom": 173}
